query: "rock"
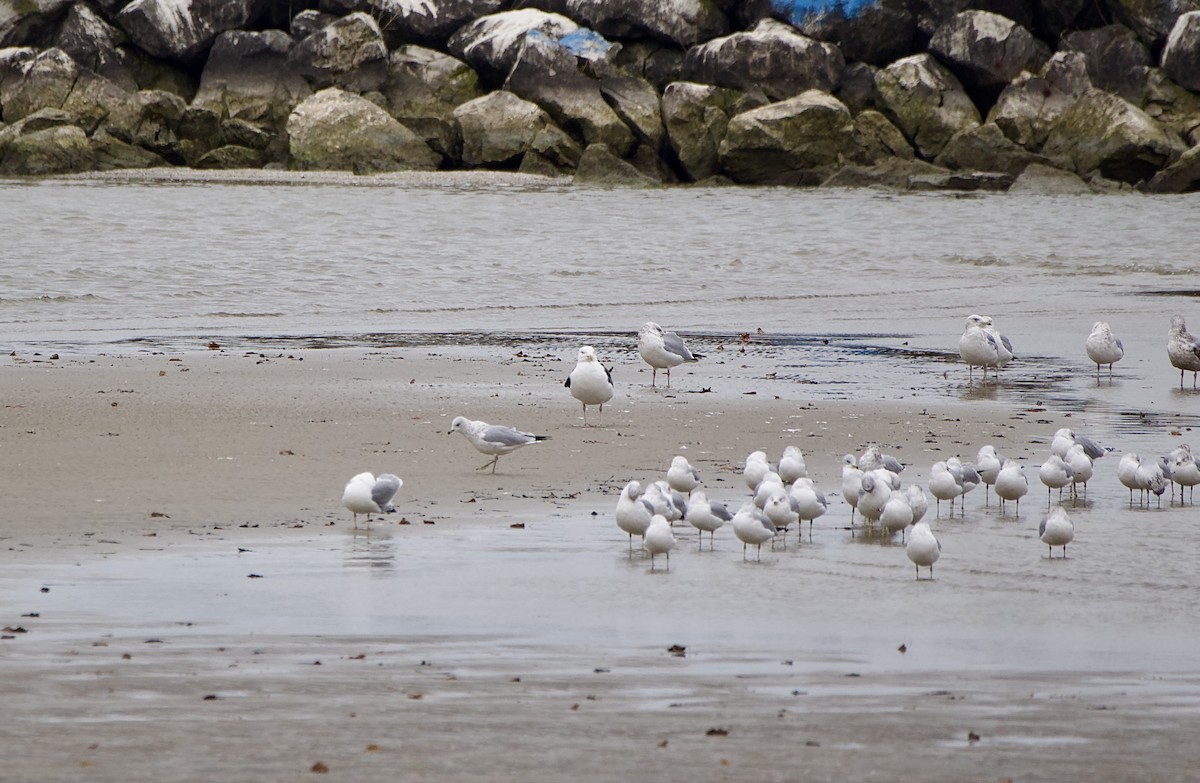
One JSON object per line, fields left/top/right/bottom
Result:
{"left": 821, "top": 157, "right": 948, "bottom": 189}
{"left": 661, "top": 80, "right": 747, "bottom": 181}
{"left": 323, "top": 0, "right": 507, "bottom": 47}
{"left": 852, "top": 109, "right": 915, "bottom": 163}
{"left": 51, "top": 3, "right": 137, "bottom": 92}
{"left": 289, "top": 12, "right": 388, "bottom": 92}
{"left": 797, "top": 0, "right": 916, "bottom": 67}
{"left": 610, "top": 40, "right": 684, "bottom": 91}
{"left": 91, "top": 127, "right": 165, "bottom": 169}
{"left": 1007, "top": 161, "right": 1097, "bottom": 194}
{"left": 874, "top": 53, "right": 980, "bottom": 159}
{"left": 1107, "top": 0, "right": 1200, "bottom": 48}
{"left": 194, "top": 143, "right": 264, "bottom": 169}
{"left": 1032, "top": 0, "right": 1095, "bottom": 39}
{"left": 933, "top": 122, "right": 1051, "bottom": 174}
{"left": 104, "top": 88, "right": 188, "bottom": 162}
{"left": 115, "top": 0, "right": 271, "bottom": 63}
{"left": 988, "top": 50, "right": 1091, "bottom": 149}
{"left": 517, "top": 149, "right": 569, "bottom": 177}
{"left": 599, "top": 71, "right": 664, "bottom": 149}
{"left": 286, "top": 86, "right": 440, "bottom": 173}
{"left": 291, "top": 10, "right": 336, "bottom": 41}
{"left": 0, "top": 0, "right": 70, "bottom": 48}
{"left": 1141, "top": 143, "right": 1200, "bottom": 192}
{"left": 453, "top": 89, "right": 581, "bottom": 168}
{"left": 560, "top": 0, "right": 728, "bottom": 49}
{"left": 381, "top": 45, "right": 483, "bottom": 159}
{"left": 0, "top": 121, "right": 94, "bottom": 174}
{"left": 1041, "top": 87, "right": 1185, "bottom": 183}
{"left": 1162, "top": 12, "right": 1200, "bottom": 92}
{"left": 718, "top": 89, "right": 859, "bottom": 186}
{"left": 447, "top": 8, "right": 578, "bottom": 85}
{"left": 4, "top": 48, "right": 129, "bottom": 133}
{"left": 503, "top": 28, "right": 635, "bottom": 154}
{"left": 193, "top": 31, "right": 311, "bottom": 127}
{"left": 1061, "top": 24, "right": 1151, "bottom": 102}
{"left": 120, "top": 46, "right": 196, "bottom": 98}
{"left": 1142, "top": 67, "right": 1200, "bottom": 145}
{"left": 908, "top": 0, "right": 1036, "bottom": 46}
{"left": 0, "top": 46, "right": 37, "bottom": 109}
{"left": 907, "top": 170, "right": 1013, "bottom": 190}
{"left": 835, "top": 61, "right": 879, "bottom": 114}
{"left": 682, "top": 18, "right": 844, "bottom": 101}
{"left": 573, "top": 141, "right": 660, "bottom": 185}
{"left": 929, "top": 11, "right": 1049, "bottom": 93}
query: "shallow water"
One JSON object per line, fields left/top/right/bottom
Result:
{"left": 3, "top": 176, "right": 1200, "bottom": 679}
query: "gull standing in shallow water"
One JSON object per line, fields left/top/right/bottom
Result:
{"left": 565, "top": 346, "right": 614, "bottom": 425}
{"left": 1086, "top": 321, "right": 1124, "bottom": 378}
{"left": 667, "top": 455, "right": 702, "bottom": 493}
{"left": 637, "top": 322, "right": 702, "bottom": 388}
{"left": 448, "top": 416, "right": 549, "bottom": 473}
{"left": 615, "top": 480, "right": 654, "bottom": 552}
{"left": 1168, "top": 314, "right": 1200, "bottom": 388}
{"left": 732, "top": 503, "right": 776, "bottom": 561}
{"left": 342, "top": 472, "right": 403, "bottom": 529}
{"left": 686, "top": 490, "right": 732, "bottom": 550}
{"left": 958, "top": 314, "right": 1002, "bottom": 383}
{"left": 906, "top": 520, "right": 941, "bottom": 580}
{"left": 1039, "top": 506, "right": 1074, "bottom": 558}
{"left": 644, "top": 515, "right": 676, "bottom": 571}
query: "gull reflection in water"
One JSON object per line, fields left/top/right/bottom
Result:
{"left": 344, "top": 529, "right": 396, "bottom": 573}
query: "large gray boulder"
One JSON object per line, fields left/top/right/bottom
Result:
{"left": 933, "top": 122, "right": 1051, "bottom": 174}
{"left": 51, "top": 3, "right": 136, "bottom": 92}
{"left": 286, "top": 87, "right": 440, "bottom": 173}
{"left": 1061, "top": 24, "right": 1151, "bottom": 102}
{"left": 874, "top": 53, "right": 981, "bottom": 159}
{"left": 797, "top": 0, "right": 915, "bottom": 67}
{"left": 115, "top": 0, "right": 271, "bottom": 63}
{"left": 453, "top": 89, "right": 581, "bottom": 169}
{"left": 599, "top": 71, "right": 664, "bottom": 150}
{"left": 0, "top": 0, "right": 70, "bottom": 47}
{"left": 929, "top": 10, "right": 1049, "bottom": 91}
{"left": 558, "top": 0, "right": 728, "bottom": 48}
{"left": 1007, "top": 161, "right": 1098, "bottom": 194}
{"left": 907, "top": 0, "right": 1036, "bottom": 45}
{"left": 1041, "top": 87, "right": 1185, "bottom": 182}
{"left": 718, "top": 89, "right": 859, "bottom": 185}
{"left": 682, "top": 19, "right": 843, "bottom": 102}
{"left": 0, "top": 119, "right": 94, "bottom": 174}
{"left": 104, "top": 88, "right": 188, "bottom": 162}
{"left": 1141, "top": 143, "right": 1200, "bottom": 192}
{"left": 1162, "top": 12, "right": 1200, "bottom": 93}
{"left": 852, "top": 109, "right": 915, "bottom": 164}
{"left": 289, "top": 12, "right": 388, "bottom": 92}
{"left": 988, "top": 51, "right": 1091, "bottom": 149}
{"left": 610, "top": 39, "right": 684, "bottom": 91}
{"left": 323, "top": 0, "right": 507, "bottom": 47}
{"left": 193, "top": 31, "right": 311, "bottom": 126}
{"left": 381, "top": 45, "right": 483, "bottom": 159}
{"left": 573, "top": 142, "right": 660, "bottom": 186}
{"left": 662, "top": 80, "right": 750, "bottom": 181}
{"left": 447, "top": 9, "right": 578, "bottom": 84}
{"left": 3, "top": 48, "right": 129, "bottom": 133}
{"left": 1108, "top": 0, "right": 1200, "bottom": 48}
{"left": 0, "top": 46, "right": 36, "bottom": 110}
{"left": 1141, "top": 67, "right": 1200, "bottom": 145}
{"left": 503, "top": 29, "right": 634, "bottom": 155}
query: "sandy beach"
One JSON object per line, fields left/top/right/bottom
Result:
{"left": 3, "top": 340, "right": 1200, "bottom": 782}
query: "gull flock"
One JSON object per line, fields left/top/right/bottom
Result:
{"left": 340, "top": 314, "right": 1200, "bottom": 577}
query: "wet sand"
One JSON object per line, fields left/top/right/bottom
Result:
{"left": 3, "top": 341, "right": 1200, "bottom": 782}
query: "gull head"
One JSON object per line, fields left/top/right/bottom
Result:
{"left": 448, "top": 415, "right": 469, "bottom": 435}
{"left": 577, "top": 346, "right": 597, "bottom": 363}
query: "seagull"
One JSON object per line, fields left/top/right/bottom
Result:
{"left": 1039, "top": 454, "right": 1074, "bottom": 506}
{"left": 1135, "top": 459, "right": 1168, "bottom": 507}
{"left": 616, "top": 480, "right": 654, "bottom": 552}
{"left": 778, "top": 445, "right": 808, "bottom": 483}
{"left": 958, "top": 313, "right": 1002, "bottom": 383}
{"left": 1168, "top": 314, "right": 1200, "bottom": 388}
{"left": 928, "top": 461, "right": 962, "bottom": 516}
{"left": 732, "top": 503, "right": 776, "bottom": 561}
{"left": 789, "top": 478, "right": 827, "bottom": 537}
{"left": 686, "top": 489, "right": 733, "bottom": 550}
{"left": 667, "top": 455, "right": 702, "bottom": 494}
{"left": 1039, "top": 506, "right": 1074, "bottom": 558}
{"left": 1086, "top": 321, "right": 1124, "bottom": 378}
{"left": 1170, "top": 447, "right": 1199, "bottom": 504}
{"left": 1050, "top": 428, "right": 1106, "bottom": 461}
{"left": 647, "top": 480, "right": 688, "bottom": 523}
{"left": 841, "top": 454, "right": 863, "bottom": 521}
{"left": 1064, "top": 443, "right": 1094, "bottom": 503}
{"left": 994, "top": 459, "right": 1028, "bottom": 515}
{"left": 342, "top": 471, "right": 402, "bottom": 529}
{"left": 565, "top": 346, "right": 614, "bottom": 425}
{"left": 880, "top": 489, "right": 914, "bottom": 539}
{"left": 975, "top": 445, "right": 1003, "bottom": 506}
{"left": 906, "top": 520, "right": 941, "bottom": 580}
{"left": 644, "top": 514, "right": 676, "bottom": 570}
{"left": 1117, "top": 452, "right": 1143, "bottom": 505}
{"left": 762, "top": 487, "right": 798, "bottom": 535}
{"left": 448, "top": 416, "right": 548, "bottom": 473}
{"left": 905, "top": 484, "right": 929, "bottom": 526}
{"left": 859, "top": 444, "right": 903, "bottom": 474}
{"left": 857, "top": 469, "right": 895, "bottom": 524}
{"left": 637, "top": 321, "right": 702, "bottom": 388}
{"left": 981, "top": 315, "right": 1014, "bottom": 371}
{"left": 744, "top": 450, "right": 772, "bottom": 492}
